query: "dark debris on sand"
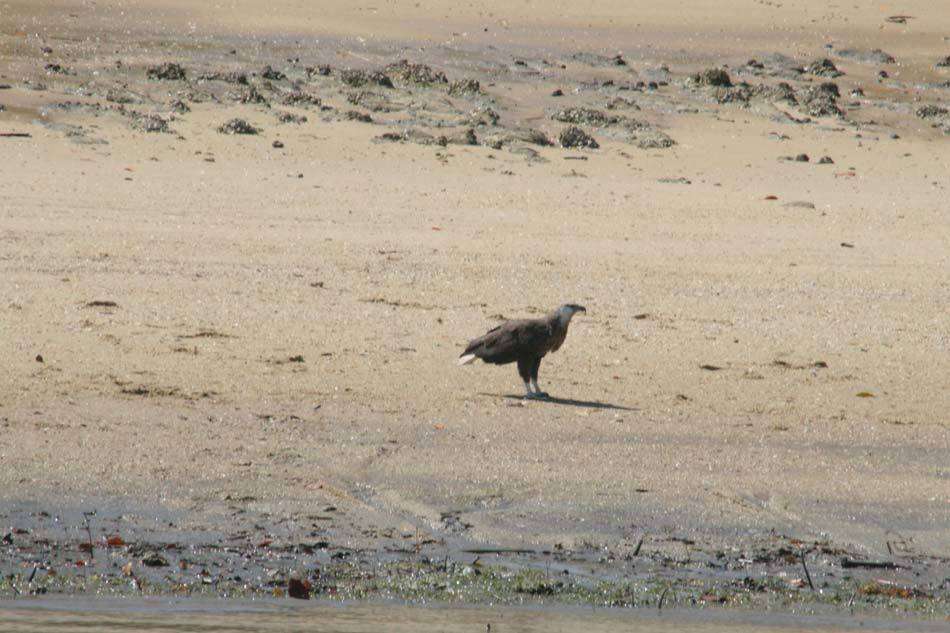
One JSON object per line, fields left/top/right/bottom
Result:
{"left": 803, "top": 58, "right": 843, "bottom": 78}
{"left": 915, "top": 104, "right": 948, "bottom": 119}
{"left": 218, "top": 118, "right": 260, "bottom": 135}
{"left": 449, "top": 78, "right": 481, "bottom": 96}
{"left": 836, "top": 48, "right": 895, "bottom": 64}
{"left": 129, "top": 112, "right": 171, "bottom": 134}
{"left": 279, "top": 90, "right": 321, "bottom": 108}
{"left": 260, "top": 65, "right": 286, "bottom": 81}
{"left": 385, "top": 59, "right": 448, "bottom": 85}
{"left": 690, "top": 68, "right": 732, "bottom": 87}
{"left": 340, "top": 69, "right": 394, "bottom": 89}
{"left": 345, "top": 110, "right": 373, "bottom": 123}
{"left": 146, "top": 62, "right": 186, "bottom": 81}
{"left": 199, "top": 70, "right": 248, "bottom": 85}
{"left": 797, "top": 82, "right": 842, "bottom": 117}
{"left": 276, "top": 111, "right": 307, "bottom": 124}
{"left": 552, "top": 107, "right": 621, "bottom": 127}
{"left": 559, "top": 126, "right": 599, "bottom": 149}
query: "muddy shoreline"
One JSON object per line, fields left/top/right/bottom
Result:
{"left": 2, "top": 496, "right": 947, "bottom": 615}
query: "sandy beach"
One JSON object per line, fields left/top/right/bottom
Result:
{"left": 1, "top": 0, "right": 948, "bottom": 613}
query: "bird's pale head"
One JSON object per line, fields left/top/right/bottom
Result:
{"left": 556, "top": 303, "right": 586, "bottom": 322}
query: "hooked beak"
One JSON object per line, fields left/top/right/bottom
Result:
{"left": 575, "top": 305, "right": 587, "bottom": 313}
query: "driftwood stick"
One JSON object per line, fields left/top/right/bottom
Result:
{"left": 800, "top": 549, "right": 815, "bottom": 591}
{"left": 841, "top": 558, "right": 899, "bottom": 569}
{"left": 633, "top": 534, "right": 645, "bottom": 557}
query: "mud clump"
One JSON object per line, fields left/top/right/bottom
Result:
{"left": 199, "top": 70, "right": 248, "bottom": 85}
{"left": 559, "top": 126, "right": 599, "bottom": 149}
{"left": 141, "top": 552, "right": 169, "bottom": 567}
{"left": 129, "top": 113, "right": 170, "bottom": 133}
{"left": 635, "top": 130, "right": 675, "bottom": 149}
{"left": 482, "top": 127, "right": 552, "bottom": 149}
{"left": 340, "top": 69, "right": 394, "bottom": 89}
{"left": 468, "top": 106, "right": 500, "bottom": 127}
{"left": 552, "top": 107, "right": 621, "bottom": 127}
{"left": 837, "top": 48, "right": 895, "bottom": 64}
{"left": 714, "top": 81, "right": 797, "bottom": 105}
{"left": 605, "top": 96, "right": 640, "bottom": 110}
{"left": 448, "top": 78, "right": 480, "bottom": 96}
{"left": 233, "top": 85, "right": 268, "bottom": 105}
{"left": 347, "top": 91, "right": 395, "bottom": 113}
{"left": 44, "top": 63, "right": 72, "bottom": 75}
{"left": 385, "top": 60, "right": 447, "bottom": 85}
{"left": 691, "top": 68, "right": 732, "bottom": 87}
{"left": 260, "top": 65, "right": 286, "bottom": 81}
{"left": 345, "top": 110, "right": 372, "bottom": 123}
{"left": 147, "top": 62, "right": 186, "bottom": 81}
{"left": 797, "top": 82, "right": 842, "bottom": 117}
{"left": 804, "top": 58, "right": 843, "bottom": 77}
{"left": 280, "top": 90, "right": 321, "bottom": 107}
{"left": 168, "top": 99, "right": 190, "bottom": 114}
{"left": 105, "top": 88, "right": 139, "bottom": 105}
{"left": 375, "top": 129, "right": 442, "bottom": 146}
{"left": 218, "top": 118, "right": 259, "bottom": 135}
{"left": 276, "top": 111, "right": 307, "bottom": 124}
{"left": 571, "top": 52, "right": 626, "bottom": 67}
{"left": 306, "top": 65, "right": 332, "bottom": 78}
{"left": 447, "top": 127, "right": 477, "bottom": 145}
{"left": 915, "top": 104, "right": 948, "bottom": 119}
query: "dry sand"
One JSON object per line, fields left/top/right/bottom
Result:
{"left": 0, "top": 0, "right": 948, "bottom": 603}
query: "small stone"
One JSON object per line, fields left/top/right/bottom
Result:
{"left": 551, "top": 88, "right": 564, "bottom": 97}
{"left": 35, "top": 354, "right": 44, "bottom": 363}
{"left": 818, "top": 155, "right": 834, "bottom": 164}
{"left": 795, "top": 153, "right": 810, "bottom": 162}
{"left": 272, "top": 140, "right": 284, "bottom": 148}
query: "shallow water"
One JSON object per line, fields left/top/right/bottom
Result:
{"left": 0, "top": 600, "right": 944, "bottom": 633}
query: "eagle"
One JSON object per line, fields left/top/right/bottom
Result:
{"left": 457, "top": 304, "right": 586, "bottom": 398}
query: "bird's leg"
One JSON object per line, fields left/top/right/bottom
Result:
{"left": 518, "top": 358, "right": 539, "bottom": 399}
{"left": 530, "top": 357, "right": 548, "bottom": 399}
{"left": 530, "top": 380, "right": 548, "bottom": 399}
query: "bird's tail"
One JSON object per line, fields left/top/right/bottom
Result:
{"left": 457, "top": 353, "right": 477, "bottom": 366}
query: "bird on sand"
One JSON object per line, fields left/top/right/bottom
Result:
{"left": 457, "top": 304, "right": 586, "bottom": 398}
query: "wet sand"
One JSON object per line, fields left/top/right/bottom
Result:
{"left": 3, "top": 599, "right": 949, "bottom": 633}
{"left": 1, "top": 0, "right": 948, "bottom": 615}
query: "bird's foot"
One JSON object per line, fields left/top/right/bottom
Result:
{"left": 524, "top": 391, "right": 549, "bottom": 400}
{"left": 534, "top": 391, "right": 550, "bottom": 399}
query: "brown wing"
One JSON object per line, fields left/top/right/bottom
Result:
{"left": 462, "top": 318, "right": 552, "bottom": 365}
